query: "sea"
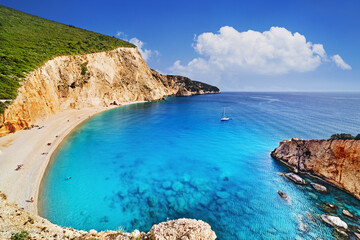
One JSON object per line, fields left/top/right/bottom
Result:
{"left": 39, "top": 92, "right": 360, "bottom": 239}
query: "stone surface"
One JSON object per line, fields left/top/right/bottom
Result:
{"left": 310, "top": 183, "right": 327, "bottom": 192}
{"left": 342, "top": 209, "right": 355, "bottom": 218}
{"left": 277, "top": 190, "right": 288, "bottom": 200}
{"left": 285, "top": 173, "right": 306, "bottom": 185}
{"left": 321, "top": 214, "right": 348, "bottom": 230}
{"left": 272, "top": 138, "right": 360, "bottom": 199}
{"left": 149, "top": 218, "right": 217, "bottom": 240}
{"left": 0, "top": 48, "right": 219, "bottom": 136}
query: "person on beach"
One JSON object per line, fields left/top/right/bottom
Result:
{"left": 15, "top": 164, "right": 24, "bottom": 171}
{"left": 30, "top": 197, "right": 34, "bottom": 203}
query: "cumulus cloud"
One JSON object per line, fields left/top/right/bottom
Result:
{"left": 331, "top": 54, "right": 352, "bottom": 70}
{"left": 170, "top": 26, "right": 350, "bottom": 76}
{"left": 129, "top": 37, "right": 159, "bottom": 61}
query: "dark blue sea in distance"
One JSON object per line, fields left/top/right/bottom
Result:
{"left": 39, "top": 92, "right": 360, "bottom": 239}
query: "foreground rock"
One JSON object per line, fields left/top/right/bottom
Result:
{"left": 271, "top": 138, "right": 360, "bottom": 199}
{"left": 0, "top": 192, "right": 216, "bottom": 240}
{"left": 321, "top": 214, "right": 348, "bottom": 230}
{"left": 150, "top": 218, "right": 216, "bottom": 240}
{"left": 285, "top": 173, "right": 306, "bottom": 185}
{"left": 310, "top": 183, "right": 327, "bottom": 192}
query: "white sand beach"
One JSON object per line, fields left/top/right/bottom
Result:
{"left": 0, "top": 103, "right": 138, "bottom": 214}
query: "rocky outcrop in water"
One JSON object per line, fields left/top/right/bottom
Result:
{"left": 271, "top": 138, "right": 360, "bottom": 199}
{"left": 0, "top": 48, "right": 219, "bottom": 136}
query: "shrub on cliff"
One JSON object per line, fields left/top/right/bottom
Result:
{"left": 330, "top": 133, "right": 360, "bottom": 140}
{"left": 0, "top": 5, "right": 135, "bottom": 112}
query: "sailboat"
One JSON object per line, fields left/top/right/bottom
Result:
{"left": 221, "top": 108, "right": 230, "bottom": 121}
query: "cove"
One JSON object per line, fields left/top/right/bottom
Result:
{"left": 39, "top": 92, "right": 360, "bottom": 239}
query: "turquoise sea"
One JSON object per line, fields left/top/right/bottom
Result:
{"left": 39, "top": 92, "right": 360, "bottom": 239}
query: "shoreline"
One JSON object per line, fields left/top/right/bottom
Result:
{"left": 0, "top": 101, "right": 143, "bottom": 214}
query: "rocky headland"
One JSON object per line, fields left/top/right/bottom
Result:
{"left": 271, "top": 138, "right": 360, "bottom": 199}
{"left": 0, "top": 47, "right": 219, "bottom": 136}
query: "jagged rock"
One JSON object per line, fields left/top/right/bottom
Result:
{"left": 149, "top": 218, "right": 216, "bottom": 240}
{"left": 285, "top": 173, "right": 306, "bottom": 185}
{"left": 131, "top": 229, "right": 140, "bottom": 238}
{"left": 272, "top": 139, "right": 360, "bottom": 199}
{"left": 305, "top": 212, "right": 316, "bottom": 222}
{"left": 342, "top": 209, "right": 355, "bottom": 218}
{"left": 321, "top": 214, "right": 348, "bottom": 230}
{"left": 298, "top": 222, "right": 310, "bottom": 232}
{"left": 334, "top": 228, "right": 348, "bottom": 238}
{"left": 321, "top": 202, "right": 338, "bottom": 213}
{"left": 277, "top": 190, "right": 288, "bottom": 200}
{"left": 310, "top": 183, "right": 327, "bottom": 192}
{"left": 88, "top": 229, "right": 97, "bottom": 235}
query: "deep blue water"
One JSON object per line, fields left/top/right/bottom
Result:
{"left": 40, "top": 92, "right": 360, "bottom": 239}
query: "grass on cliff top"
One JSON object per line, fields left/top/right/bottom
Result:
{"left": 0, "top": 5, "right": 134, "bottom": 109}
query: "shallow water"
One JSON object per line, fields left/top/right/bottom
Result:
{"left": 40, "top": 92, "right": 360, "bottom": 239}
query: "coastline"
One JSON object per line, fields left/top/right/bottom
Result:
{"left": 0, "top": 101, "right": 143, "bottom": 215}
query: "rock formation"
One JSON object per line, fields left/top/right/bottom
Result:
{"left": 149, "top": 218, "right": 217, "bottom": 240}
{"left": 0, "top": 47, "right": 219, "bottom": 136}
{"left": 271, "top": 138, "right": 360, "bottom": 199}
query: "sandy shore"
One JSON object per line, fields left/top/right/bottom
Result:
{"left": 0, "top": 103, "right": 139, "bottom": 214}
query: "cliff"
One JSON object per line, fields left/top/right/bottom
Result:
{"left": 0, "top": 47, "right": 219, "bottom": 136}
{"left": 271, "top": 138, "right": 360, "bottom": 199}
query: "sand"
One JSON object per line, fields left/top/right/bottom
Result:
{"left": 0, "top": 103, "right": 138, "bottom": 214}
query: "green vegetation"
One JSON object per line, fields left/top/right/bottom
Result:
{"left": 10, "top": 231, "right": 30, "bottom": 240}
{"left": 330, "top": 133, "right": 360, "bottom": 140}
{"left": 0, "top": 5, "right": 134, "bottom": 112}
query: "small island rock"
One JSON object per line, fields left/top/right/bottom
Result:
{"left": 321, "top": 214, "right": 348, "bottom": 230}
{"left": 310, "top": 182, "right": 327, "bottom": 192}
{"left": 285, "top": 173, "right": 306, "bottom": 185}
{"left": 277, "top": 190, "right": 288, "bottom": 200}
{"left": 342, "top": 209, "right": 355, "bottom": 219}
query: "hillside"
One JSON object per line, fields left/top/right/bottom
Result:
{"left": 0, "top": 5, "right": 134, "bottom": 112}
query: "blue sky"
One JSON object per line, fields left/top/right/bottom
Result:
{"left": 2, "top": 0, "right": 359, "bottom": 91}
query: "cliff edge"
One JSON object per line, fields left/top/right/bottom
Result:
{"left": 0, "top": 47, "right": 219, "bottom": 136}
{"left": 271, "top": 138, "right": 360, "bottom": 199}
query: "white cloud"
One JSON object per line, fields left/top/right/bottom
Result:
{"left": 331, "top": 54, "right": 352, "bottom": 70}
{"left": 170, "top": 26, "right": 350, "bottom": 77}
{"left": 129, "top": 37, "right": 158, "bottom": 61}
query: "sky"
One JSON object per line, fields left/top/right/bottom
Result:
{"left": 1, "top": 0, "right": 359, "bottom": 92}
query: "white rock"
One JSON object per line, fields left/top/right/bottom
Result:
{"left": 310, "top": 182, "right": 327, "bottom": 192}
{"left": 285, "top": 173, "right": 306, "bottom": 185}
{"left": 131, "top": 229, "right": 140, "bottom": 238}
{"left": 89, "top": 229, "right": 98, "bottom": 235}
{"left": 321, "top": 214, "right": 348, "bottom": 229}
{"left": 342, "top": 209, "right": 354, "bottom": 218}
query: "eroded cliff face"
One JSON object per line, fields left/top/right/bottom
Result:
{"left": 0, "top": 47, "right": 219, "bottom": 136}
{"left": 271, "top": 138, "right": 360, "bottom": 199}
